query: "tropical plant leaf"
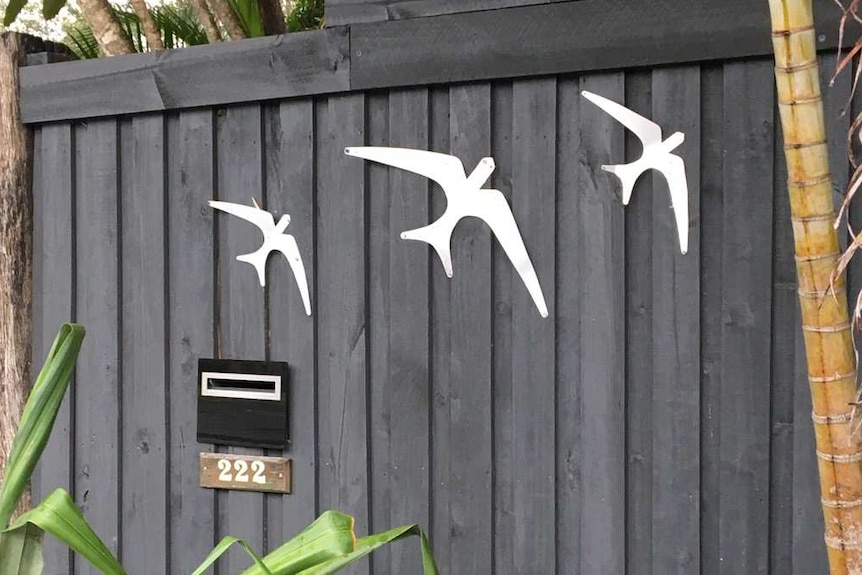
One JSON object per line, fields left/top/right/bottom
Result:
{"left": 297, "top": 524, "right": 438, "bottom": 575}
{"left": 41, "top": 0, "right": 66, "bottom": 20}
{"left": 3, "top": 0, "right": 28, "bottom": 26}
{"left": 65, "top": 25, "right": 101, "bottom": 59}
{"left": 238, "top": 511, "right": 356, "bottom": 575}
{"left": 5, "top": 489, "right": 126, "bottom": 575}
{"left": 0, "top": 523, "right": 44, "bottom": 575}
{"left": 0, "top": 323, "right": 84, "bottom": 529}
{"left": 152, "top": 2, "right": 207, "bottom": 48}
{"left": 189, "top": 536, "right": 274, "bottom": 575}
{"left": 227, "top": 0, "right": 264, "bottom": 37}
{"left": 286, "top": 0, "right": 323, "bottom": 32}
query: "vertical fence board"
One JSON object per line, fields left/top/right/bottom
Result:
{"left": 375, "top": 88, "right": 431, "bottom": 575}
{"left": 699, "top": 64, "right": 724, "bottom": 574}
{"left": 491, "top": 79, "right": 514, "bottom": 575}
{"left": 168, "top": 109, "right": 217, "bottom": 574}
{"left": 74, "top": 118, "right": 121, "bottom": 574}
{"left": 577, "top": 72, "right": 626, "bottom": 575}
{"left": 718, "top": 61, "right": 774, "bottom": 575}
{"left": 32, "top": 123, "right": 74, "bottom": 575}
{"left": 215, "top": 103, "right": 267, "bottom": 574}
{"left": 120, "top": 114, "right": 168, "bottom": 575}
{"left": 264, "top": 98, "right": 318, "bottom": 545}
{"left": 316, "top": 93, "right": 370, "bottom": 575}
{"left": 511, "top": 77, "right": 556, "bottom": 574}
{"left": 622, "top": 69, "right": 653, "bottom": 575}
{"left": 555, "top": 75, "right": 582, "bottom": 575}
{"left": 439, "top": 82, "right": 494, "bottom": 575}
{"left": 650, "top": 66, "right": 701, "bottom": 575}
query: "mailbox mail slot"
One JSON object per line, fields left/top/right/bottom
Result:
{"left": 197, "top": 358, "right": 289, "bottom": 449}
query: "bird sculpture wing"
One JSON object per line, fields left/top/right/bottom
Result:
{"left": 344, "top": 147, "right": 468, "bottom": 193}
{"left": 269, "top": 235, "right": 312, "bottom": 316}
{"left": 654, "top": 154, "right": 690, "bottom": 255}
{"left": 478, "top": 189, "right": 549, "bottom": 318}
{"left": 209, "top": 200, "right": 275, "bottom": 231}
{"left": 581, "top": 90, "right": 663, "bottom": 148}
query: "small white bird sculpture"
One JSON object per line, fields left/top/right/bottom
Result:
{"left": 582, "top": 90, "right": 690, "bottom": 254}
{"left": 209, "top": 199, "right": 312, "bottom": 316}
{"left": 345, "top": 146, "right": 548, "bottom": 318}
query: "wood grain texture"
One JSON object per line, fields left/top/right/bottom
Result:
{"left": 510, "top": 76, "right": 556, "bottom": 574}
{"left": 264, "top": 98, "right": 318, "bottom": 547}
{"left": 120, "top": 113, "right": 168, "bottom": 575}
{"left": 315, "top": 93, "right": 370, "bottom": 575}
{"left": 215, "top": 103, "right": 266, "bottom": 575}
{"left": 74, "top": 118, "right": 121, "bottom": 575}
{"left": 577, "top": 72, "right": 626, "bottom": 575}
{"left": 718, "top": 60, "right": 774, "bottom": 575}
{"left": 167, "top": 109, "right": 217, "bottom": 575}
{"left": 31, "top": 123, "right": 74, "bottom": 574}
{"left": 199, "top": 453, "right": 291, "bottom": 493}
{"left": 649, "top": 66, "right": 701, "bottom": 575}
{"left": 367, "top": 88, "right": 431, "bottom": 575}
{"left": 20, "top": 28, "right": 349, "bottom": 124}
{"left": 324, "top": 0, "right": 572, "bottom": 26}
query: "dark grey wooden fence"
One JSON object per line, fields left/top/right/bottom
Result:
{"left": 23, "top": 1, "right": 861, "bottom": 574}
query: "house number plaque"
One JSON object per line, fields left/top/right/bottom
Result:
{"left": 199, "top": 453, "right": 291, "bottom": 494}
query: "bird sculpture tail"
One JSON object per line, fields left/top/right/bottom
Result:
{"left": 601, "top": 163, "right": 641, "bottom": 206}
{"left": 401, "top": 224, "right": 454, "bottom": 278}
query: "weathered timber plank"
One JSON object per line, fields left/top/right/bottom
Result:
{"left": 649, "top": 66, "right": 701, "bottom": 575}
{"left": 74, "top": 118, "right": 121, "bottom": 574}
{"left": 20, "top": 28, "right": 349, "bottom": 124}
{"left": 316, "top": 93, "right": 370, "bottom": 575}
{"left": 31, "top": 123, "right": 74, "bottom": 574}
{"left": 167, "top": 110, "right": 217, "bottom": 574}
{"left": 718, "top": 60, "right": 774, "bottom": 575}
{"left": 120, "top": 113, "right": 168, "bottom": 575}
{"left": 325, "top": 0, "right": 572, "bottom": 27}
{"left": 215, "top": 103, "right": 266, "bottom": 574}
{"left": 510, "top": 76, "right": 556, "bottom": 574}
{"left": 350, "top": 0, "right": 845, "bottom": 92}
{"left": 577, "top": 72, "right": 625, "bottom": 574}
{"left": 264, "top": 99, "right": 318, "bottom": 546}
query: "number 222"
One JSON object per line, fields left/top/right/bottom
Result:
{"left": 218, "top": 459, "right": 267, "bottom": 484}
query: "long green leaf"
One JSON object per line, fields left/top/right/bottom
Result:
{"left": 5, "top": 489, "right": 126, "bottom": 575}
{"left": 189, "top": 536, "right": 273, "bottom": 575}
{"left": 3, "top": 0, "right": 28, "bottom": 27}
{"left": 296, "top": 524, "right": 438, "bottom": 575}
{"left": 227, "top": 0, "right": 264, "bottom": 37}
{"left": 0, "top": 524, "right": 43, "bottom": 575}
{"left": 239, "top": 511, "right": 356, "bottom": 575}
{"left": 0, "top": 324, "right": 85, "bottom": 529}
{"left": 41, "top": 0, "right": 66, "bottom": 20}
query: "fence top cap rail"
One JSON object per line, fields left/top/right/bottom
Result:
{"left": 18, "top": 0, "right": 852, "bottom": 124}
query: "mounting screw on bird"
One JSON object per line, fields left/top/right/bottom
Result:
{"left": 582, "top": 90, "right": 691, "bottom": 255}
{"left": 209, "top": 198, "right": 312, "bottom": 316}
{"left": 345, "top": 146, "right": 549, "bottom": 318}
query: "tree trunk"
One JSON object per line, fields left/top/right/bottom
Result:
{"left": 0, "top": 32, "right": 33, "bottom": 521}
{"left": 128, "top": 0, "right": 165, "bottom": 51}
{"left": 77, "top": 0, "right": 135, "bottom": 56}
{"left": 257, "top": 0, "right": 286, "bottom": 35}
{"left": 191, "top": 0, "right": 222, "bottom": 43}
{"left": 768, "top": 1, "right": 862, "bottom": 573}
{"left": 207, "top": 0, "right": 247, "bottom": 40}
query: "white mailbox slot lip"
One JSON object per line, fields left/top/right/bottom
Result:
{"left": 201, "top": 371, "right": 282, "bottom": 402}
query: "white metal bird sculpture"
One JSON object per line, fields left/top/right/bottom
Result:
{"left": 582, "top": 90, "right": 690, "bottom": 254}
{"left": 345, "top": 146, "right": 549, "bottom": 318}
{"left": 209, "top": 199, "right": 312, "bottom": 316}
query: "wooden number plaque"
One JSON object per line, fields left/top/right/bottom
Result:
{"left": 200, "top": 452, "right": 291, "bottom": 494}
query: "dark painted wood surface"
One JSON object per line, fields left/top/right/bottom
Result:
{"left": 31, "top": 59, "right": 841, "bottom": 574}
{"left": 324, "top": 0, "right": 573, "bottom": 26}
{"left": 18, "top": 0, "right": 851, "bottom": 124}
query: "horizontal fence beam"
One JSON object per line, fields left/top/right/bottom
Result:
{"left": 324, "top": 0, "right": 574, "bottom": 27}
{"left": 19, "top": 0, "right": 852, "bottom": 124}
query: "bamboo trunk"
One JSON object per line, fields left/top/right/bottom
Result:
{"left": 768, "top": 1, "right": 862, "bottom": 573}
{"left": 0, "top": 32, "right": 33, "bottom": 521}
{"left": 128, "top": 0, "right": 165, "bottom": 51}
{"left": 77, "top": 0, "right": 135, "bottom": 56}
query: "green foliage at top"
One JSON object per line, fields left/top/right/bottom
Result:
{"left": 287, "top": 0, "right": 323, "bottom": 32}
{"left": 0, "top": 323, "right": 438, "bottom": 575}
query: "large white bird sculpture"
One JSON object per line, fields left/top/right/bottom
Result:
{"left": 345, "top": 146, "right": 548, "bottom": 318}
{"left": 582, "top": 90, "right": 690, "bottom": 254}
{"left": 209, "top": 199, "right": 312, "bottom": 316}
